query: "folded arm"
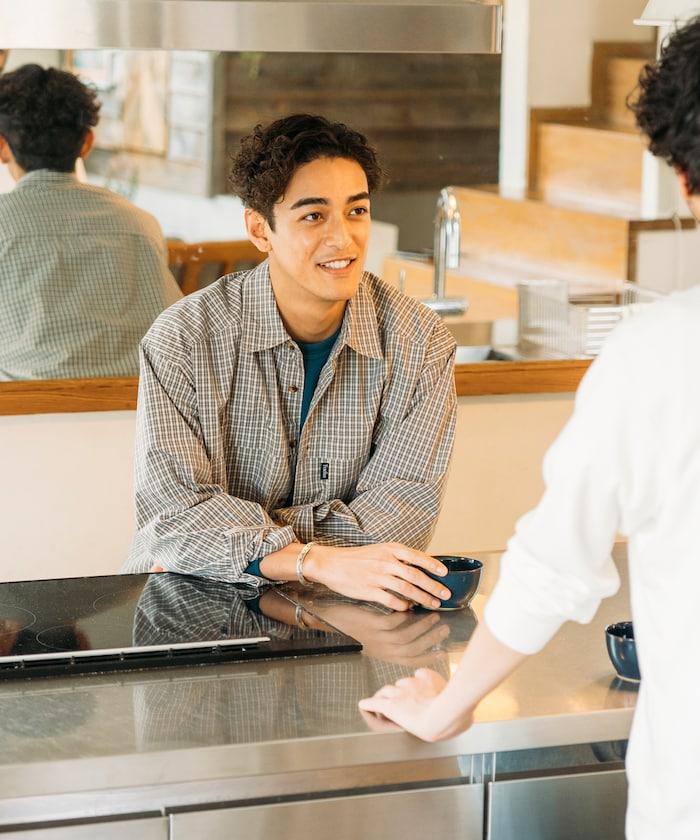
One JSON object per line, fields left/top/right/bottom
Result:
{"left": 271, "top": 342, "right": 457, "bottom": 549}
{"left": 130, "top": 343, "right": 296, "bottom": 582}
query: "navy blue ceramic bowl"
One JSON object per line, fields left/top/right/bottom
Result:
{"left": 426, "top": 556, "right": 483, "bottom": 610}
{"left": 605, "top": 621, "right": 640, "bottom": 682}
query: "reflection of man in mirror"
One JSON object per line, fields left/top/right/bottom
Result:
{"left": 127, "top": 114, "right": 456, "bottom": 611}
{"left": 0, "top": 64, "right": 181, "bottom": 380}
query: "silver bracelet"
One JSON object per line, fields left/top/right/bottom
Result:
{"left": 295, "top": 541, "right": 317, "bottom": 588}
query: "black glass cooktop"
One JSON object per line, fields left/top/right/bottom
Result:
{"left": 0, "top": 573, "right": 361, "bottom": 680}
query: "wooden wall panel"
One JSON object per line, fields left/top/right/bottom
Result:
{"left": 221, "top": 53, "right": 501, "bottom": 192}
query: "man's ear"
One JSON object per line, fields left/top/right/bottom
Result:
{"left": 244, "top": 208, "right": 272, "bottom": 253}
{"left": 0, "top": 135, "right": 12, "bottom": 164}
{"left": 79, "top": 129, "right": 94, "bottom": 160}
{"left": 676, "top": 168, "right": 691, "bottom": 200}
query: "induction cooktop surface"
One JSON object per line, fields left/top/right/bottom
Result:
{"left": 0, "top": 573, "right": 360, "bottom": 680}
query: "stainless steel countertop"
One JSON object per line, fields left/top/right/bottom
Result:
{"left": 0, "top": 545, "right": 634, "bottom": 818}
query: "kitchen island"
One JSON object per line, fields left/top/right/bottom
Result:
{"left": 0, "top": 545, "right": 634, "bottom": 839}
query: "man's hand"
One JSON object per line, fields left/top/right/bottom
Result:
{"left": 358, "top": 668, "right": 469, "bottom": 741}
{"left": 360, "top": 623, "right": 528, "bottom": 743}
{"left": 305, "top": 543, "right": 450, "bottom": 611}
{"left": 308, "top": 602, "right": 450, "bottom": 666}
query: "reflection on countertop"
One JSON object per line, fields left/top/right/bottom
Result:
{"left": 0, "top": 546, "right": 633, "bottom": 780}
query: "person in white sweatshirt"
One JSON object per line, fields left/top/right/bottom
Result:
{"left": 360, "top": 16, "right": 700, "bottom": 840}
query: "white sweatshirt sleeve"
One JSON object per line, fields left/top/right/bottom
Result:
{"left": 484, "top": 329, "right": 643, "bottom": 655}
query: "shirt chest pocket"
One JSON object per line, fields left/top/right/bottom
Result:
{"left": 301, "top": 446, "right": 368, "bottom": 503}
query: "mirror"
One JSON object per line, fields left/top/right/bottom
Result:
{"left": 0, "top": 47, "right": 501, "bottom": 382}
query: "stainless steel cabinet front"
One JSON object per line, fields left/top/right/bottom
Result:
{"left": 170, "top": 784, "right": 484, "bottom": 839}
{"left": 487, "top": 768, "right": 627, "bottom": 840}
{"left": 0, "top": 817, "right": 168, "bottom": 839}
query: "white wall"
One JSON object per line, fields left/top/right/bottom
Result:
{"left": 528, "top": 0, "right": 648, "bottom": 109}
{"left": 635, "top": 226, "right": 700, "bottom": 292}
{"left": 0, "top": 411, "right": 137, "bottom": 581}
{"left": 429, "top": 393, "right": 574, "bottom": 554}
{"left": 500, "top": 0, "right": 649, "bottom": 190}
{"left": 0, "top": 394, "right": 574, "bottom": 582}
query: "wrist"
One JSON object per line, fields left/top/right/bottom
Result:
{"left": 429, "top": 687, "right": 475, "bottom": 739}
{"left": 302, "top": 543, "right": 333, "bottom": 585}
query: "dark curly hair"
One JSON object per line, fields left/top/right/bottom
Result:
{"left": 229, "top": 114, "right": 385, "bottom": 228}
{"left": 630, "top": 17, "right": 700, "bottom": 195}
{"left": 0, "top": 64, "right": 100, "bottom": 173}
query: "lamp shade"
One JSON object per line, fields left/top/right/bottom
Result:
{"left": 635, "top": 0, "right": 700, "bottom": 25}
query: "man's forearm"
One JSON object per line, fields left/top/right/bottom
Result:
{"left": 259, "top": 542, "right": 343, "bottom": 583}
{"left": 428, "top": 622, "right": 528, "bottom": 739}
{"left": 274, "top": 484, "right": 444, "bottom": 552}
{"left": 258, "top": 542, "right": 304, "bottom": 580}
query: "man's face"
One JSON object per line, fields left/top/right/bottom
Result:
{"left": 263, "top": 156, "right": 371, "bottom": 305}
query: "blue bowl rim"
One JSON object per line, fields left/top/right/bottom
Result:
{"left": 432, "top": 556, "right": 483, "bottom": 572}
{"left": 605, "top": 621, "right": 634, "bottom": 640}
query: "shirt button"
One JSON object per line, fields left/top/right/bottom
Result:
{"left": 289, "top": 385, "right": 299, "bottom": 393}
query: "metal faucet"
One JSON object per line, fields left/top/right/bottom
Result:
{"left": 421, "top": 187, "right": 467, "bottom": 316}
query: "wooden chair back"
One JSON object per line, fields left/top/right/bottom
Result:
{"left": 167, "top": 239, "right": 264, "bottom": 295}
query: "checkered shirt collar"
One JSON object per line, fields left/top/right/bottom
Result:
{"left": 240, "top": 259, "right": 383, "bottom": 360}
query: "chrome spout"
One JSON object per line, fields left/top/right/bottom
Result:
{"left": 421, "top": 187, "right": 468, "bottom": 317}
{"left": 433, "top": 187, "right": 461, "bottom": 299}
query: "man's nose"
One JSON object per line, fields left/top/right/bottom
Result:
{"left": 324, "top": 214, "right": 352, "bottom": 249}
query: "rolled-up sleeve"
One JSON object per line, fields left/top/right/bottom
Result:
{"left": 128, "top": 341, "right": 296, "bottom": 582}
{"left": 484, "top": 331, "right": 649, "bottom": 654}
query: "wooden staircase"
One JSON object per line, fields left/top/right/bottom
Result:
{"left": 452, "top": 40, "right": 697, "bottom": 289}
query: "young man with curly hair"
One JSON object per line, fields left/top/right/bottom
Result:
{"left": 0, "top": 64, "right": 181, "bottom": 379}
{"left": 361, "top": 18, "right": 700, "bottom": 840}
{"left": 128, "top": 114, "right": 457, "bottom": 610}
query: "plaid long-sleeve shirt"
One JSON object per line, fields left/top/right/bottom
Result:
{"left": 0, "top": 170, "right": 181, "bottom": 380}
{"left": 125, "top": 260, "right": 456, "bottom": 583}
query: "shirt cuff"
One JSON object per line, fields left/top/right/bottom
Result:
{"left": 484, "top": 572, "right": 566, "bottom": 656}
{"left": 244, "top": 557, "right": 269, "bottom": 580}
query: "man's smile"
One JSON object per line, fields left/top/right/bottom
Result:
{"left": 317, "top": 257, "right": 357, "bottom": 274}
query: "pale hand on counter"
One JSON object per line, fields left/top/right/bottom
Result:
{"left": 359, "top": 622, "right": 528, "bottom": 742}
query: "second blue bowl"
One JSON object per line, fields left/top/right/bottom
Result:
{"left": 605, "top": 621, "right": 640, "bottom": 682}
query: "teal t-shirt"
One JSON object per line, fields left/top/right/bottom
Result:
{"left": 297, "top": 327, "right": 341, "bottom": 431}
{"left": 245, "top": 328, "right": 341, "bottom": 579}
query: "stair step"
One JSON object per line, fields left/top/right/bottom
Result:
{"left": 452, "top": 185, "right": 633, "bottom": 282}
{"left": 595, "top": 56, "right": 650, "bottom": 128}
{"left": 532, "top": 122, "right": 646, "bottom": 214}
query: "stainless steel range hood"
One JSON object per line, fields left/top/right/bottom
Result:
{"left": 0, "top": 0, "right": 502, "bottom": 53}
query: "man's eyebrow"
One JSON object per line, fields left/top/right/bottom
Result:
{"left": 289, "top": 192, "right": 371, "bottom": 211}
{"left": 290, "top": 196, "right": 328, "bottom": 210}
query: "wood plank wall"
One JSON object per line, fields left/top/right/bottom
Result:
{"left": 220, "top": 53, "right": 501, "bottom": 192}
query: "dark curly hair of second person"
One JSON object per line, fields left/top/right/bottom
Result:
{"left": 229, "top": 114, "right": 385, "bottom": 229}
{"left": 630, "top": 16, "right": 700, "bottom": 195}
{"left": 0, "top": 64, "right": 100, "bottom": 173}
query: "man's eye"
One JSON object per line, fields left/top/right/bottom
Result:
{"left": 302, "top": 212, "right": 323, "bottom": 222}
{"left": 349, "top": 206, "right": 369, "bottom": 216}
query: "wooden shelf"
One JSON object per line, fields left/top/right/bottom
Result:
{"left": 454, "top": 359, "right": 591, "bottom": 396}
{"left": 0, "top": 377, "right": 139, "bottom": 416}
{"left": 0, "top": 360, "right": 591, "bottom": 417}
